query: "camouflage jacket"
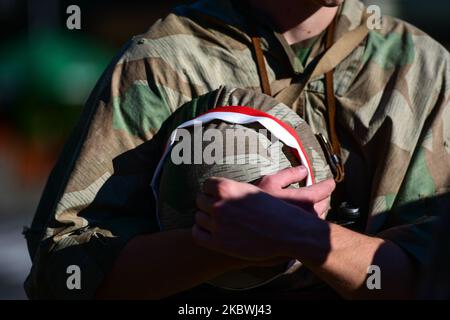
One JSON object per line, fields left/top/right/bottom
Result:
{"left": 25, "top": 0, "right": 450, "bottom": 299}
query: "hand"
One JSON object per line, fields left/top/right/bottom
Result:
{"left": 255, "top": 166, "right": 335, "bottom": 219}
{"left": 193, "top": 177, "right": 321, "bottom": 261}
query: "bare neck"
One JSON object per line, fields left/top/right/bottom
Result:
{"left": 248, "top": 0, "right": 339, "bottom": 45}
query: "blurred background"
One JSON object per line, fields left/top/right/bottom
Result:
{"left": 0, "top": 0, "right": 449, "bottom": 300}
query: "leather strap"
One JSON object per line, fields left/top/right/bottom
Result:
{"left": 274, "top": 14, "right": 369, "bottom": 107}
{"left": 251, "top": 36, "right": 272, "bottom": 96}
{"left": 324, "top": 16, "right": 345, "bottom": 182}
{"left": 250, "top": 13, "right": 369, "bottom": 182}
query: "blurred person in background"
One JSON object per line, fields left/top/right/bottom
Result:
{"left": 24, "top": 0, "right": 450, "bottom": 299}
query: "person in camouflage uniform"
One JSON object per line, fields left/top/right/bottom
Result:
{"left": 24, "top": 0, "right": 450, "bottom": 299}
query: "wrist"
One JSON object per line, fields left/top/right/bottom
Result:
{"left": 282, "top": 210, "right": 331, "bottom": 264}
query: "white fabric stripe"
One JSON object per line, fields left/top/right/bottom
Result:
{"left": 151, "top": 110, "right": 314, "bottom": 228}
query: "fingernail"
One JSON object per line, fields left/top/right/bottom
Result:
{"left": 298, "top": 165, "right": 307, "bottom": 172}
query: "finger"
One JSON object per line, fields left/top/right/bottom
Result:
{"left": 202, "top": 177, "right": 226, "bottom": 197}
{"left": 280, "top": 178, "right": 335, "bottom": 204}
{"left": 194, "top": 210, "right": 214, "bottom": 232}
{"left": 313, "top": 198, "right": 331, "bottom": 219}
{"left": 192, "top": 224, "right": 213, "bottom": 247}
{"left": 196, "top": 192, "right": 216, "bottom": 215}
{"left": 306, "top": 179, "right": 335, "bottom": 200}
{"left": 263, "top": 166, "right": 308, "bottom": 188}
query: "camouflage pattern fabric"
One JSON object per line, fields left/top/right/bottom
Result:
{"left": 24, "top": 0, "right": 450, "bottom": 299}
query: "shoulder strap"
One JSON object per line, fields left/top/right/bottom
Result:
{"left": 251, "top": 13, "right": 369, "bottom": 183}
{"left": 273, "top": 14, "right": 369, "bottom": 106}
{"left": 252, "top": 36, "right": 272, "bottom": 96}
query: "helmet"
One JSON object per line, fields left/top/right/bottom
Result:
{"left": 152, "top": 86, "right": 332, "bottom": 290}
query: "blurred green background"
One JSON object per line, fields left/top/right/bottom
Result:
{"left": 0, "top": 0, "right": 449, "bottom": 299}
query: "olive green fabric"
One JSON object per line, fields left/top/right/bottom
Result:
{"left": 290, "top": 33, "right": 324, "bottom": 69}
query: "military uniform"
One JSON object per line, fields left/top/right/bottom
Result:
{"left": 24, "top": 0, "right": 450, "bottom": 299}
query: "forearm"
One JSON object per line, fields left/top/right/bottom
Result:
{"left": 289, "top": 218, "right": 418, "bottom": 299}
{"left": 96, "top": 229, "right": 246, "bottom": 299}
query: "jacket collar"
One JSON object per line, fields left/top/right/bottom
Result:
{"left": 174, "top": 0, "right": 366, "bottom": 75}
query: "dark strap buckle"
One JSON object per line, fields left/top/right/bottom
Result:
{"left": 315, "top": 133, "right": 344, "bottom": 182}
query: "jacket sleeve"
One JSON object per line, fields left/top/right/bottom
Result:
{"left": 24, "top": 39, "right": 175, "bottom": 299}
{"left": 375, "top": 46, "right": 450, "bottom": 271}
